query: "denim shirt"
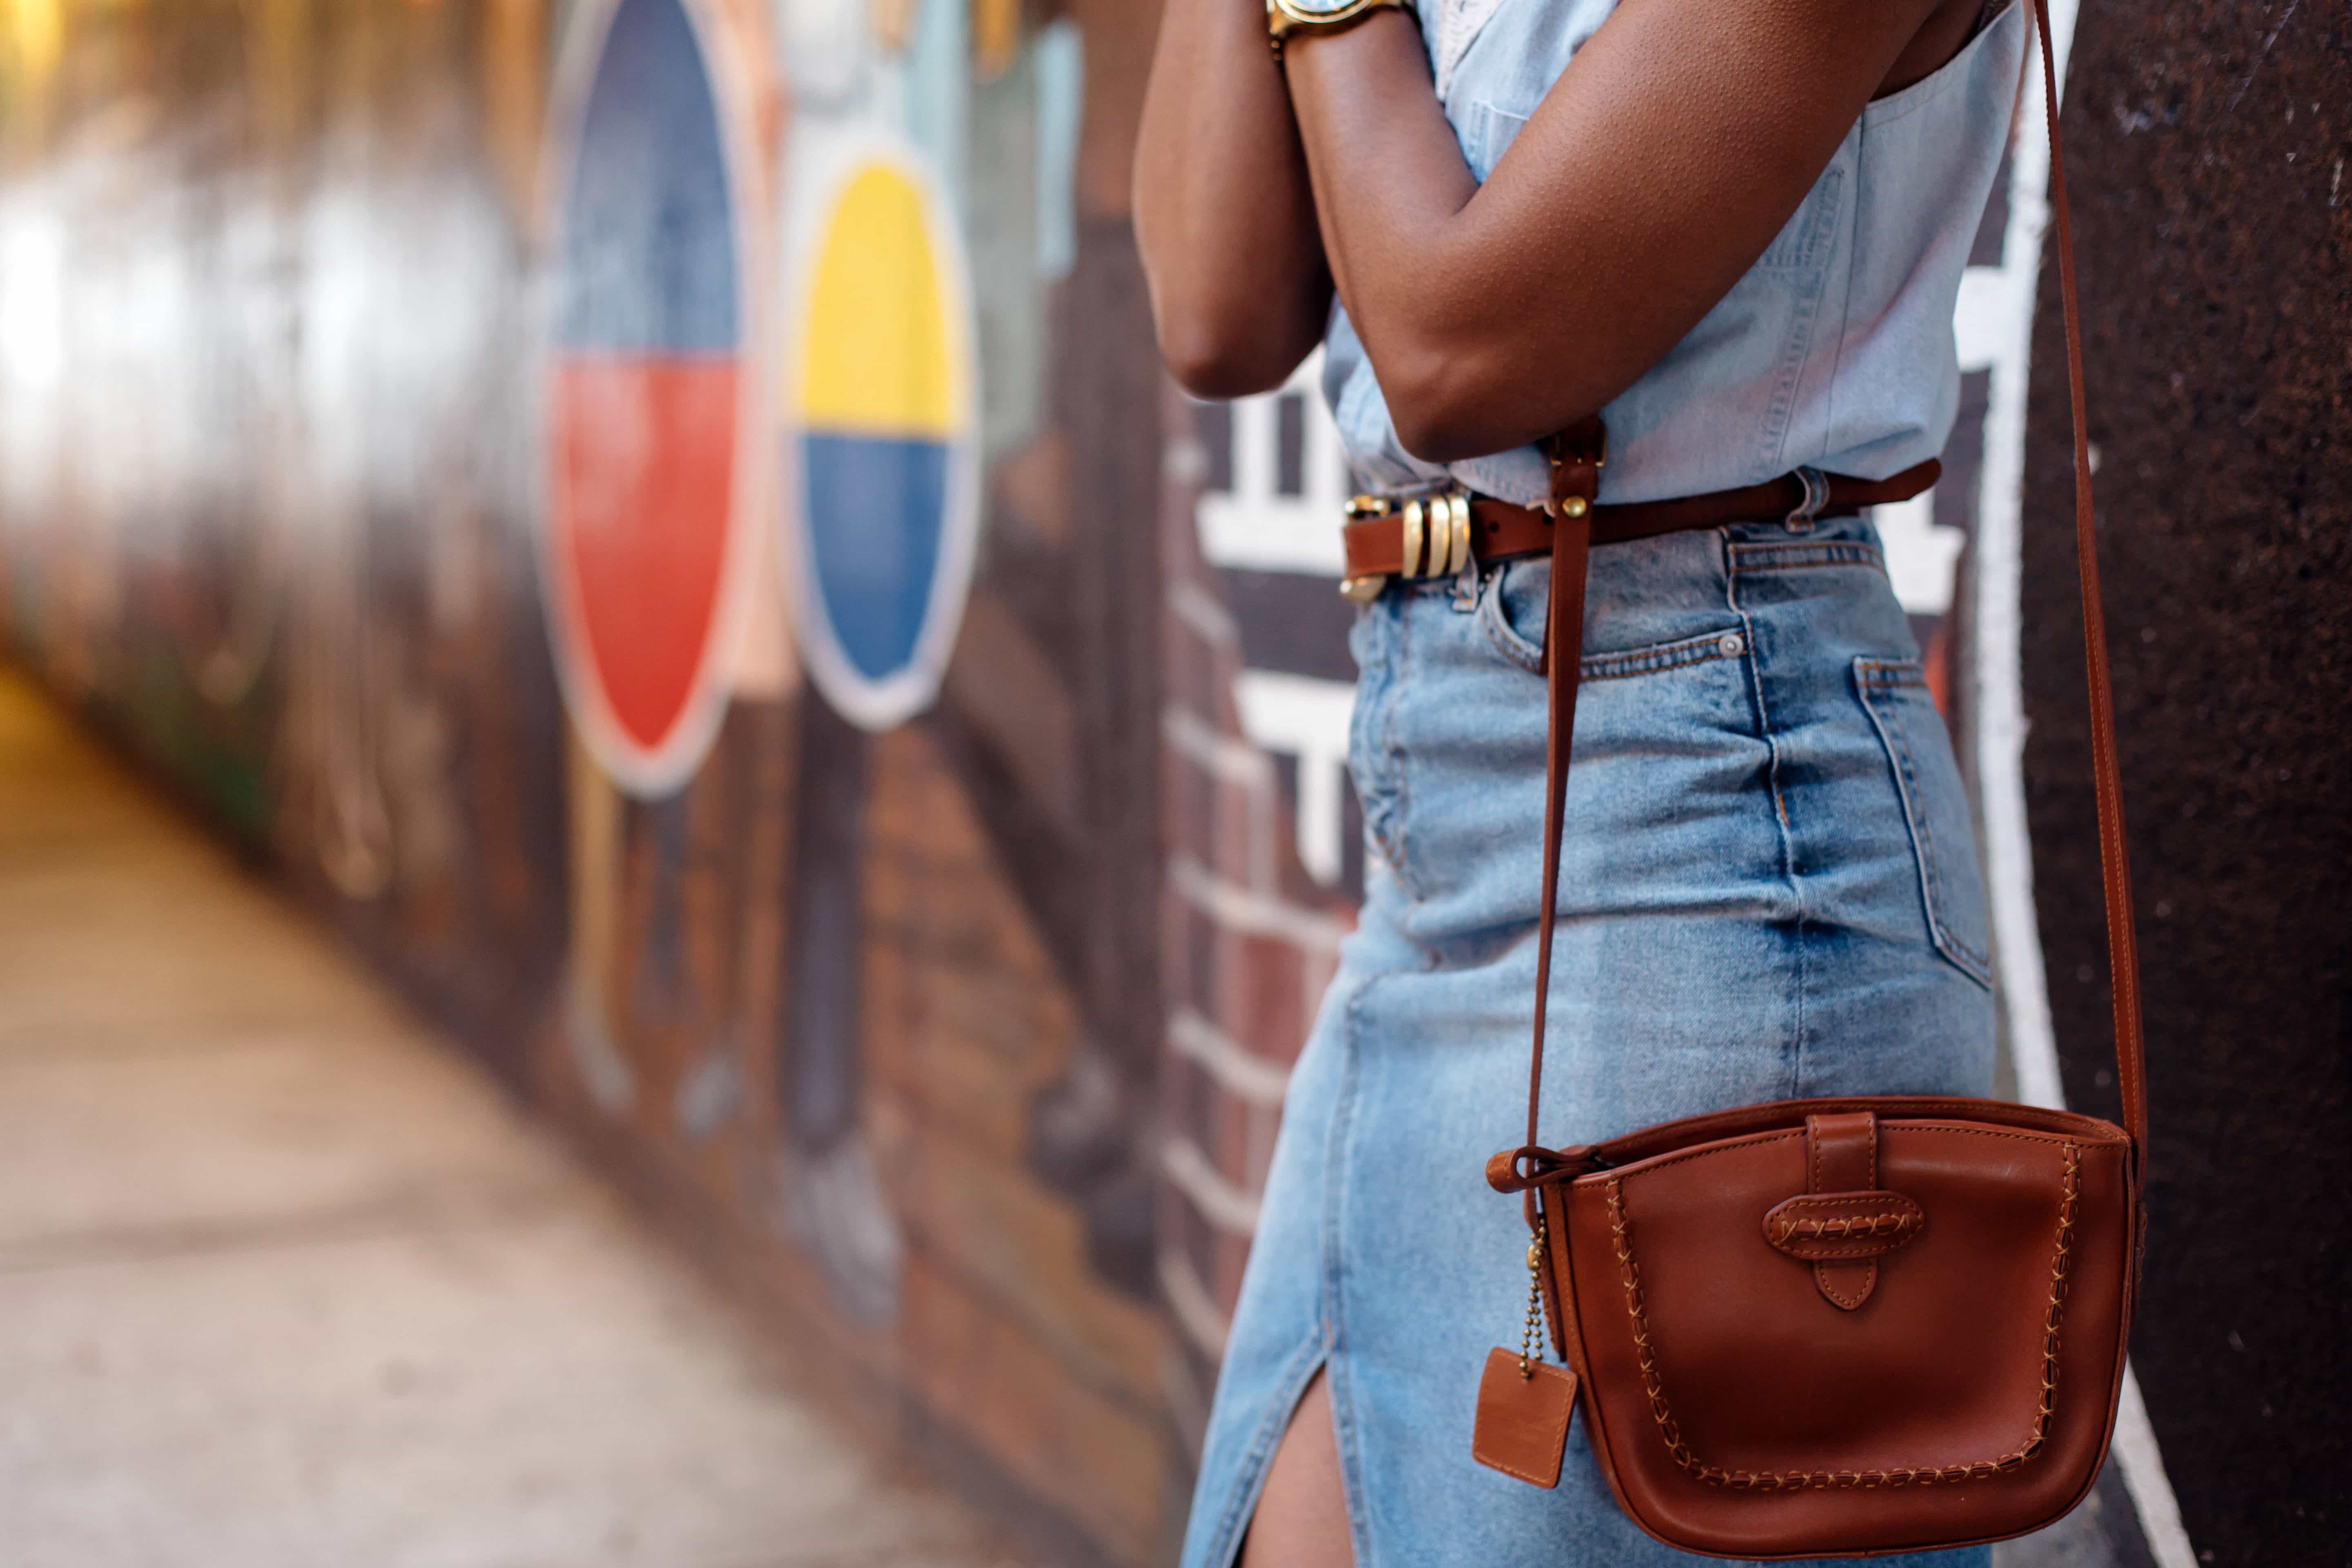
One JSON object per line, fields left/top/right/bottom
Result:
{"left": 1322, "top": 0, "right": 2026, "bottom": 506}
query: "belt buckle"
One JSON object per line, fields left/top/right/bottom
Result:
{"left": 1341, "top": 493, "right": 1392, "bottom": 602}
{"left": 1340, "top": 488, "right": 1471, "bottom": 602}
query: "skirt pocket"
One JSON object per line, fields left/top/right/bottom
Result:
{"left": 1482, "top": 557, "right": 1754, "bottom": 682}
{"left": 1853, "top": 657, "right": 1993, "bottom": 987}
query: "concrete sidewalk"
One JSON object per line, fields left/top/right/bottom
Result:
{"left": 0, "top": 670, "right": 1011, "bottom": 1568}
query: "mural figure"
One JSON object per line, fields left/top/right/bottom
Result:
{"left": 539, "top": 0, "right": 773, "bottom": 1149}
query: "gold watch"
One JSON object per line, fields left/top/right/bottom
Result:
{"left": 1267, "top": 0, "right": 1412, "bottom": 56}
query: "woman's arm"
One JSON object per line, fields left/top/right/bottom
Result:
{"left": 1281, "top": 0, "right": 1984, "bottom": 462}
{"left": 1134, "top": 0, "right": 1334, "bottom": 399}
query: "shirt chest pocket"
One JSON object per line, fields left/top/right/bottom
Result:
{"left": 1457, "top": 100, "right": 1530, "bottom": 183}
{"left": 1756, "top": 163, "right": 1847, "bottom": 271}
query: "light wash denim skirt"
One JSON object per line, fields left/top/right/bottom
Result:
{"left": 1180, "top": 514, "right": 1998, "bottom": 1568}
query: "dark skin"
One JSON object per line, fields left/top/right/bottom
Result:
{"left": 1135, "top": 1, "right": 1999, "bottom": 1559}
{"left": 1136, "top": 0, "right": 1992, "bottom": 461}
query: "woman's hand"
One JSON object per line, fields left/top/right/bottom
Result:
{"left": 1133, "top": 0, "right": 1336, "bottom": 399}
{"left": 1281, "top": 0, "right": 1988, "bottom": 462}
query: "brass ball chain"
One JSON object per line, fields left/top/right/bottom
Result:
{"left": 1517, "top": 1212, "right": 1550, "bottom": 1378}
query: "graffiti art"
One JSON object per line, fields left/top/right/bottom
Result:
{"left": 540, "top": 0, "right": 765, "bottom": 794}
{"left": 780, "top": 139, "right": 979, "bottom": 731}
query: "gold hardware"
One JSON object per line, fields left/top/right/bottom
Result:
{"left": 1339, "top": 575, "right": 1387, "bottom": 603}
{"left": 1345, "top": 493, "right": 1393, "bottom": 521}
{"left": 1446, "top": 492, "right": 1472, "bottom": 575}
{"left": 1267, "top": 0, "right": 1412, "bottom": 56}
{"left": 1518, "top": 1212, "right": 1550, "bottom": 1379}
{"left": 1559, "top": 495, "right": 1588, "bottom": 520}
{"left": 1400, "top": 499, "right": 1425, "bottom": 578}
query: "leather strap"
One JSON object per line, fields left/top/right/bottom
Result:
{"left": 1341, "top": 461, "right": 1942, "bottom": 581}
{"left": 1513, "top": 0, "right": 2147, "bottom": 1198}
{"left": 2031, "top": 0, "right": 2146, "bottom": 1157}
{"left": 1805, "top": 1112, "right": 1882, "bottom": 1310}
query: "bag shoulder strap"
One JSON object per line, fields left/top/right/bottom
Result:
{"left": 1515, "top": 0, "right": 2146, "bottom": 1180}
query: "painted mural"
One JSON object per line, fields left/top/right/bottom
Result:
{"left": 541, "top": 0, "right": 762, "bottom": 793}
{"left": 10, "top": 0, "right": 2327, "bottom": 1560}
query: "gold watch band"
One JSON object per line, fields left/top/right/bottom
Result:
{"left": 1267, "top": 0, "right": 1412, "bottom": 56}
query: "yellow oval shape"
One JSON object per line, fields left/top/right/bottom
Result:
{"left": 798, "top": 163, "right": 967, "bottom": 440}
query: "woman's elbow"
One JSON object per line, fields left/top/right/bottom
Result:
{"left": 1383, "top": 337, "right": 1592, "bottom": 466}
{"left": 1383, "top": 350, "right": 1502, "bottom": 466}
{"left": 1160, "top": 324, "right": 1279, "bottom": 401}
{"left": 1154, "top": 306, "right": 1307, "bottom": 401}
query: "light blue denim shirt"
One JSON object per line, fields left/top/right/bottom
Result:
{"left": 1323, "top": 0, "right": 2026, "bottom": 506}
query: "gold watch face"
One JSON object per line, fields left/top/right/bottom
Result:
{"left": 1273, "top": 0, "right": 1388, "bottom": 25}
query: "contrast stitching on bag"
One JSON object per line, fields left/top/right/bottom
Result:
{"left": 1617, "top": 1129, "right": 1807, "bottom": 1181}
{"left": 1817, "top": 1261, "right": 1874, "bottom": 1311}
{"left": 1606, "top": 1121, "right": 2081, "bottom": 1188}
{"left": 1602, "top": 1142, "right": 2081, "bottom": 1491}
{"left": 1766, "top": 1207, "right": 1924, "bottom": 1247}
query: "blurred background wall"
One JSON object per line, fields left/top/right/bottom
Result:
{"left": 0, "top": 0, "right": 2337, "bottom": 1563}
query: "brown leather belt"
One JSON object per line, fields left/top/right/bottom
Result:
{"left": 1336, "top": 458, "right": 1941, "bottom": 599}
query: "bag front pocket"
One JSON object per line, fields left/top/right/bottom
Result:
{"left": 1854, "top": 658, "right": 1992, "bottom": 987}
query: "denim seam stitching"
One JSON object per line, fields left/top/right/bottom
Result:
{"left": 1204, "top": 1336, "right": 1329, "bottom": 1568}
{"left": 1817, "top": 125, "right": 1864, "bottom": 473}
{"left": 1482, "top": 561, "right": 1751, "bottom": 682}
{"left": 1203, "top": 964, "right": 1374, "bottom": 1568}
{"left": 1326, "top": 968, "right": 1372, "bottom": 1560}
{"left": 1388, "top": 597, "right": 1417, "bottom": 900}
{"left": 1854, "top": 657, "right": 1996, "bottom": 987}
{"left": 1359, "top": 601, "right": 1408, "bottom": 879}
{"left": 1726, "top": 536, "right": 1806, "bottom": 1101}
{"left": 1754, "top": 168, "right": 1841, "bottom": 475}
{"left": 1728, "top": 542, "right": 1885, "bottom": 573}
{"left": 1581, "top": 634, "right": 1750, "bottom": 683}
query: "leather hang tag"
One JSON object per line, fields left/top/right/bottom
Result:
{"left": 1471, "top": 1347, "right": 1577, "bottom": 1488}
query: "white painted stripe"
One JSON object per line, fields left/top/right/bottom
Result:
{"left": 1169, "top": 1007, "right": 1293, "bottom": 1108}
{"left": 1953, "top": 263, "right": 2017, "bottom": 373}
{"left": 1158, "top": 1244, "right": 1231, "bottom": 1359}
{"left": 1975, "top": 0, "right": 2074, "bottom": 1115}
{"left": 1163, "top": 434, "right": 1209, "bottom": 487}
{"left": 1169, "top": 577, "right": 1241, "bottom": 648}
{"left": 1232, "top": 671, "right": 1357, "bottom": 886}
{"left": 1162, "top": 1134, "right": 1262, "bottom": 1236}
{"left": 1197, "top": 492, "right": 1348, "bottom": 576}
{"left": 1871, "top": 489, "right": 1965, "bottom": 615}
{"left": 1195, "top": 349, "right": 1352, "bottom": 577}
{"left": 1167, "top": 853, "right": 1350, "bottom": 953}
{"left": 2116, "top": 1367, "right": 2198, "bottom": 1568}
{"left": 1163, "top": 705, "right": 1273, "bottom": 789}
{"left": 1968, "top": 7, "right": 2197, "bottom": 1564}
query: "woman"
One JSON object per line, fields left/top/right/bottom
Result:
{"left": 1135, "top": 0, "right": 2022, "bottom": 1564}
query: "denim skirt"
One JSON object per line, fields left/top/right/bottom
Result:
{"left": 1179, "top": 514, "right": 1998, "bottom": 1568}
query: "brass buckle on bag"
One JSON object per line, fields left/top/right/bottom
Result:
{"left": 1340, "top": 488, "right": 1472, "bottom": 602}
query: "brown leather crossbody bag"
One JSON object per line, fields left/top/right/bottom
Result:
{"left": 1467, "top": 1, "right": 2147, "bottom": 1556}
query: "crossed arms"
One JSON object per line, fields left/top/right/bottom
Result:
{"left": 1133, "top": 0, "right": 1984, "bottom": 462}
